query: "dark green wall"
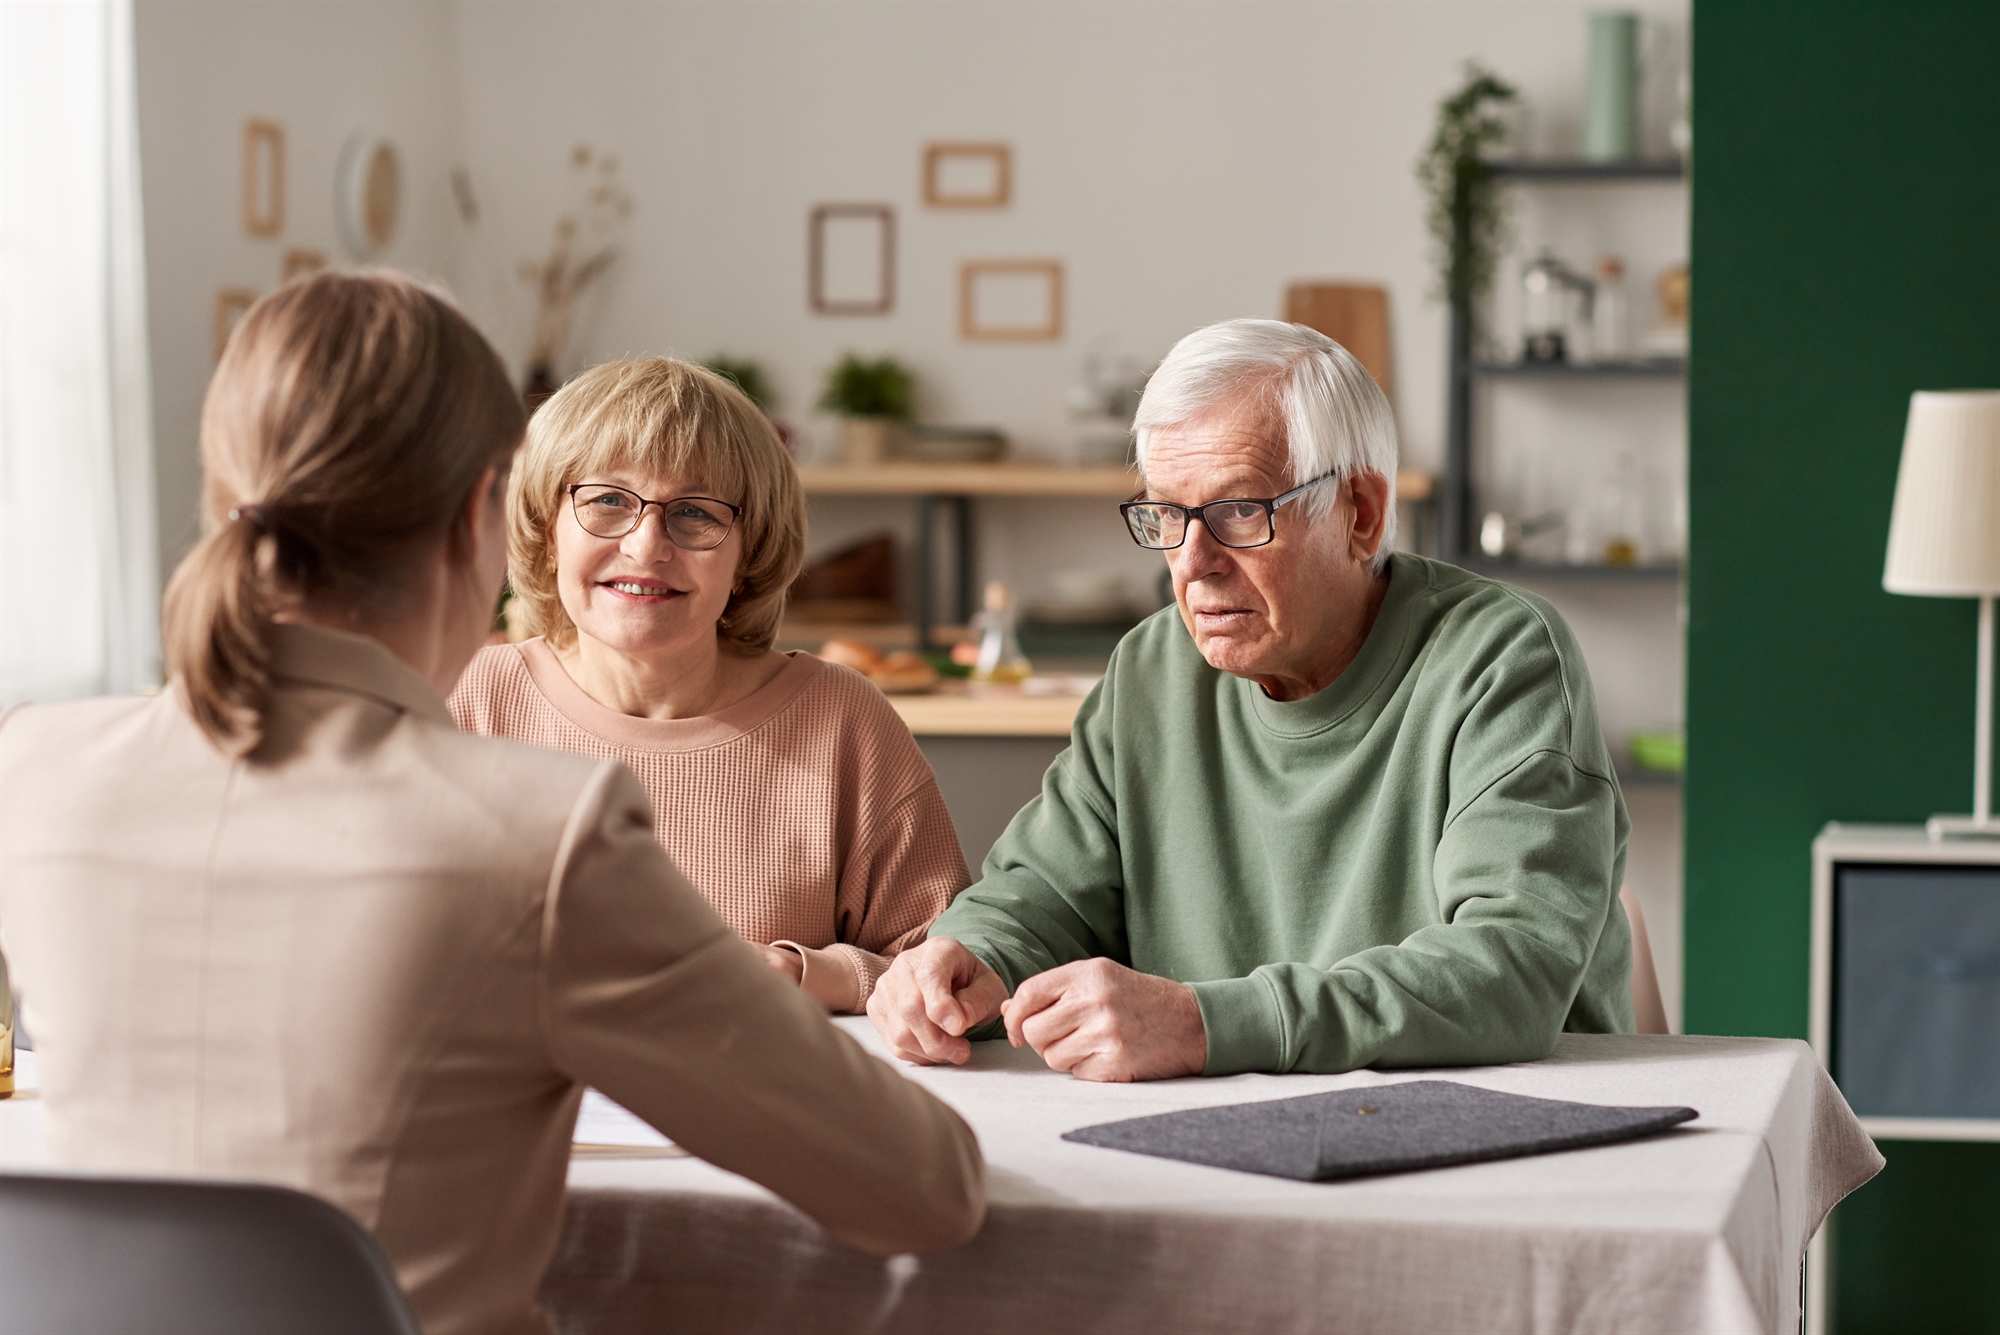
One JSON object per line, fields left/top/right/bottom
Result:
{"left": 1688, "top": 4, "right": 2000, "bottom": 1330}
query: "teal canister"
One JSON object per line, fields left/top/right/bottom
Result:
{"left": 1584, "top": 11, "right": 1640, "bottom": 160}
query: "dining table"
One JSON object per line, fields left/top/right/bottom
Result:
{"left": 1, "top": 1016, "right": 1882, "bottom": 1334}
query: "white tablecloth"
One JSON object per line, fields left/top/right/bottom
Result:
{"left": 3, "top": 1021, "right": 1882, "bottom": 1334}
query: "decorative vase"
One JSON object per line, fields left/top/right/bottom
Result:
{"left": 1584, "top": 12, "right": 1641, "bottom": 161}
{"left": 523, "top": 362, "right": 560, "bottom": 413}
{"left": 840, "top": 416, "right": 901, "bottom": 465}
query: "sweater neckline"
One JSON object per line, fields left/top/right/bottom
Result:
{"left": 1244, "top": 552, "right": 1424, "bottom": 739}
{"left": 513, "top": 637, "right": 822, "bottom": 751}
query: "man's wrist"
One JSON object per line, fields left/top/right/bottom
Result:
{"left": 1173, "top": 981, "right": 1210, "bottom": 1075}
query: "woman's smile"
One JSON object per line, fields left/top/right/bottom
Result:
{"left": 599, "top": 577, "right": 683, "bottom": 602}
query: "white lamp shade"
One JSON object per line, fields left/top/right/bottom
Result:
{"left": 1883, "top": 391, "right": 2000, "bottom": 597}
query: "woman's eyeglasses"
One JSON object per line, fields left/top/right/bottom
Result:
{"left": 567, "top": 484, "right": 743, "bottom": 550}
{"left": 1119, "top": 472, "right": 1335, "bottom": 550}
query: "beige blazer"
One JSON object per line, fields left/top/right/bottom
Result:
{"left": 0, "top": 624, "right": 984, "bottom": 1335}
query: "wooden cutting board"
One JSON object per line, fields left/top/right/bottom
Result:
{"left": 1284, "top": 282, "right": 1394, "bottom": 402}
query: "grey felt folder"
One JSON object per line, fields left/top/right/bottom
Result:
{"left": 1061, "top": 1081, "right": 1697, "bottom": 1182}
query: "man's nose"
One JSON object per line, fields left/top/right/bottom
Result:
{"left": 1171, "top": 516, "right": 1232, "bottom": 584}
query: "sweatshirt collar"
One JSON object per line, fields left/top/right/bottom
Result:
{"left": 1244, "top": 552, "right": 1422, "bottom": 739}
{"left": 266, "top": 621, "right": 456, "bottom": 727}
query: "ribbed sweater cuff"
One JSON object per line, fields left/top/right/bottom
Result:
{"left": 1189, "top": 975, "right": 1287, "bottom": 1076}
{"left": 774, "top": 941, "right": 861, "bottom": 1013}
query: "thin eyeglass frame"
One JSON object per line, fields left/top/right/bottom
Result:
{"left": 566, "top": 483, "right": 744, "bottom": 550}
{"left": 1118, "top": 471, "right": 1338, "bottom": 550}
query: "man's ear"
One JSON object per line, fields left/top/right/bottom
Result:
{"left": 1345, "top": 468, "right": 1392, "bottom": 564}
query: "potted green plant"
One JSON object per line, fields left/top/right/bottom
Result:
{"left": 1417, "top": 64, "right": 1518, "bottom": 325}
{"left": 703, "top": 357, "right": 774, "bottom": 414}
{"left": 818, "top": 354, "right": 914, "bottom": 464}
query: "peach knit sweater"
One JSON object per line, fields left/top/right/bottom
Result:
{"left": 448, "top": 640, "right": 969, "bottom": 1012}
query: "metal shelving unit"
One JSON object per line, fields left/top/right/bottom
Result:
{"left": 1475, "top": 357, "right": 1685, "bottom": 380}
{"left": 1464, "top": 558, "right": 1682, "bottom": 582}
{"left": 1441, "top": 157, "right": 1687, "bottom": 567}
{"left": 1486, "top": 158, "right": 1686, "bottom": 182}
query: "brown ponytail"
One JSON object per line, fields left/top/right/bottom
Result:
{"left": 161, "top": 271, "right": 524, "bottom": 755}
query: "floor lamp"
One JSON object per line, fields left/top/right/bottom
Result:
{"left": 1883, "top": 390, "right": 2000, "bottom": 839}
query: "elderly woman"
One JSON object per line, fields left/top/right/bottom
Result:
{"left": 451, "top": 358, "right": 968, "bottom": 1014}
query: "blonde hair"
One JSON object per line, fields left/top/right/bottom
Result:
{"left": 160, "top": 270, "right": 525, "bottom": 755}
{"left": 508, "top": 357, "right": 805, "bottom": 655}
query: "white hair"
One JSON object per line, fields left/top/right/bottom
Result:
{"left": 1133, "top": 318, "right": 1399, "bottom": 568}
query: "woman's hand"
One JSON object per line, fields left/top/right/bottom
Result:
{"left": 754, "top": 942, "right": 805, "bottom": 985}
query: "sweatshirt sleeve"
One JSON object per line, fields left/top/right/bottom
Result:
{"left": 540, "top": 762, "right": 986, "bottom": 1256}
{"left": 926, "top": 677, "right": 1128, "bottom": 1019}
{"left": 1189, "top": 749, "right": 1634, "bottom": 1075}
{"left": 787, "top": 765, "right": 970, "bottom": 1014}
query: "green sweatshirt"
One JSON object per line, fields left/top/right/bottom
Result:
{"left": 933, "top": 552, "right": 1634, "bottom": 1075}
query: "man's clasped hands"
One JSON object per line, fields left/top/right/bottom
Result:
{"left": 867, "top": 937, "right": 1209, "bottom": 1083}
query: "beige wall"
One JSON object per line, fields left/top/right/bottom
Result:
{"left": 133, "top": 0, "right": 461, "bottom": 575}
{"left": 129, "top": 0, "right": 1689, "bottom": 1024}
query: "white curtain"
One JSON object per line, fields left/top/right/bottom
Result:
{"left": 0, "top": 0, "right": 160, "bottom": 706}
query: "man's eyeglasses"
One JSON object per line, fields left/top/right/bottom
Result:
{"left": 567, "top": 484, "right": 743, "bottom": 550}
{"left": 1119, "top": 472, "right": 1336, "bottom": 550}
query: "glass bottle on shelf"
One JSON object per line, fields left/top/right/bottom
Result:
{"left": 1593, "top": 256, "right": 1632, "bottom": 363}
{"left": 1521, "top": 251, "right": 1593, "bottom": 365}
{"left": 1597, "top": 450, "right": 1647, "bottom": 567}
{"left": 970, "top": 580, "right": 1032, "bottom": 684}
{"left": 1, "top": 985, "right": 12, "bottom": 1099}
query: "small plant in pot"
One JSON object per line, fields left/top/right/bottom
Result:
{"left": 818, "top": 354, "right": 914, "bottom": 464}
{"left": 703, "top": 357, "right": 774, "bottom": 414}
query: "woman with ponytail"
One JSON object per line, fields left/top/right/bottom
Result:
{"left": 0, "top": 272, "right": 982, "bottom": 1334}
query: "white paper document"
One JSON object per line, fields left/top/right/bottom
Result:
{"left": 573, "top": 1088, "right": 677, "bottom": 1150}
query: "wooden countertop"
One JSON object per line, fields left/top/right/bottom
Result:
{"left": 797, "top": 462, "right": 1139, "bottom": 498}
{"left": 886, "top": 685, "right": 1088, "bottom": 737}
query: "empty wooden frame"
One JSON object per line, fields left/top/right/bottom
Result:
{"left": 959, "top": 259, "right": 1064, "bottom": 341}
{"left": 809, "top": 204, "right": 896, "bottom": 315}
{"left": 281, "top": 249, "right": 326, "bottom": 282}
{"left": 923, "top": 142, "right": 1011, "bottom": 209}
{"left": 213, "top": 288, "right": 257, "bottom": 359}
{"left": 242, "top": 119, "right": 285, "bottom": 237}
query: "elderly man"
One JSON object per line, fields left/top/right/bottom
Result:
{"left": 870, "top": 318, "right": 1634, "bottom": 1082}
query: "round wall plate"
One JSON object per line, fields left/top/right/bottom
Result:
{"left": 335, "top": 132, "right": 400, "bottom": 259}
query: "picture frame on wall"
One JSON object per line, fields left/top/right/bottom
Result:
{"left": 282, "top": 249, "right": 326, "bottom": 282}
{"left": 959, "top": 258, "right": 1064, "bottom": 341}
{"left": 242, "top": 119, "right": 284, "bottom": 238}
{"left": 809, "top": 204, "right": 896, "bottom": 316}
{"left": 923, "top": 142, "right": 1011, "bottom": 209}
{"left": 214, "top": 288, "right": 258, "bottom": 360}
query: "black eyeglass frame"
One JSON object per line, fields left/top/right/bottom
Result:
{"left": 565, "top": 483, "right": 745, "bottom": 549}
{"left": 1118, "top": 471, "right": 1339, "bottom": 550}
